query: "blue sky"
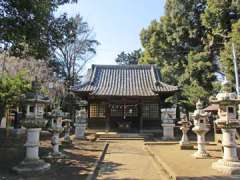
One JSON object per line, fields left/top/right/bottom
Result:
{"left": 57, "top": 0, "right": 165, "bottom": 69}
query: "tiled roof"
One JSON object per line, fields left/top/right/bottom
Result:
{"left": 72, "top": 64, "right": 178, "bottom": 97}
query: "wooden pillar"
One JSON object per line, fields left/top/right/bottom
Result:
{"left": 105, "top": 102, "right": 110, "bottom": 132}
{"left": 87, "top": 100, "right": 90, "bottom": 124}
{"left": 159, "top": 96, "right": 163, "bottom": 127}
{"left": 139, "top": 102, "right": 143, "bottom": 133}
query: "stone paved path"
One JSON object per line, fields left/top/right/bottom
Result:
{"left": 97, "top": 140, "right": 169, "bottom": 180}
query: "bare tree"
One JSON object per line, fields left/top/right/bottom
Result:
{"left": 0, "top": 54, "right": 65, "bottom": 102}
{"left": 53, "top": 15, "right": 99, "bottom": 88}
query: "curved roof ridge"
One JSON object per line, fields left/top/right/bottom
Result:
{"left": 72, "top": 64, "right": 178, "bottom": 96}
{"left": 92, "top": 64, "right": 157, "bottom": 69}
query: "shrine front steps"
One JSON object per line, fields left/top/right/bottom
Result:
{"left": 95, "top": 132, "right": 153, "bottom": 140}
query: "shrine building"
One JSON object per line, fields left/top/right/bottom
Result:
{"left": 71, "top": 64, "right": 178, "bottom": 132}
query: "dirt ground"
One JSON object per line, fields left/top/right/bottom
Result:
{"left": 97, "top": 140, "right": 169, "bottom": 180}
{"left": 0, "top": 138, "right": 105, "bottom": 180}
{"left": 148, "top": 142, "right": 240, "bottom": 179}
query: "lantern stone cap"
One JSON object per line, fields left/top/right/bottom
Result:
{"left": 51, "top": 108, "right": 65, "bottom": 117}
{"left": 209, "top": 93, "right": 240, "bottom": 104}
{"left": 79, "top": 100, "right": 88, "bottom": 107}
{"left": 23, "top": 93, "right": 50, "bottom": 104}
{"left": 178, "top": 116, "right": 192, "bottom": 125}
{"left": 23, "top": 78, "right": 50, "bottom": 104}
{"left": 62, "top": 119, "right": 72, "bottom": 123}
{"left": 192, "top": 110, "right": 208, "bottom": 118}
{"left": 21, "top": 119, "right": 47, "bottom": 128}
{"left": 214, "top": 119, "right": 240, "bottom": 128}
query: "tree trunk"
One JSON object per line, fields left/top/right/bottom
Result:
{"left": 0, "top": 103, "right": 5, "bottom": 125}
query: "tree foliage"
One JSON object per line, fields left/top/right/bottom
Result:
{"left": 140, "top": 0, "right": 240, "bottom": 111}
{"left": 0, "top": 72, "right": 30, "bottom": 121}
{"left": 140, "top": 0, "right": 214, "bottom": 110}
{"left": 115, "top": 49, "right": 142, "bottom": 65}
{"left": 0, "top": 0, "right": 78, "bottom": 59}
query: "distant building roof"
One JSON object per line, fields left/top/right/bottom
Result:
{"left": 72, "top": 64, "right": 178, "bottom": 97}
{"left": 204, "top": 104, "right": 219, "bottom": 112}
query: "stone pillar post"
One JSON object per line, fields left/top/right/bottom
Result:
{"left": 161, "top": 108, "right": 176, "bottom": 140}
{"left": 180, "top": 126, "right": 190, "bottom": 146}
{"left": 13, "top": 128, "right": 50, "bottom": 174}
{"left": 75, "top": 109, "right": 87, "bottom": 139}
{"left": 222, "top": 128, "right": 238, "bottom": 161}
{"left": 63, "top": 120, "right": 72, "bottom": 144}
{"left": 52, "top": 132, "right": 60, "bottom": 156}
{"left": 162, "top": 124, "right": 175, "bottom": 140}
{"left": 25, "top": 128, "right": 41, "bottom": 160}
{"left": 193, "top": 131, "right": 209, "bottom": 158}
{"left": 212, "top": 128, "right": 240, "bottom": 174}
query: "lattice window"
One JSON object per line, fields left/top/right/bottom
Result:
{"left": 142, "top": 104, "right": 159, "bottom": 120}
{"left": 110, "top": 104, "right": 124, "bottom": 117}
{"left": 125, "top": 105, "right": 138, "bottom": 117}
{"left": 90, "top": 103, "right": 106, "bottom": 118}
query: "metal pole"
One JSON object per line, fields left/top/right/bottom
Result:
{"left": 232, "top": 43, "right": 239, "bottom": 95}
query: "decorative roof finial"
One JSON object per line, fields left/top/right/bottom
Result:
{"left": 196, "top": 99, "right": 203, "bottom": 110}
{"left": 32, "top": 76, "right": 41, "bottom": 92}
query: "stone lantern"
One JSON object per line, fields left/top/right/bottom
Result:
{"left": 13, "top": 78, "right": 50, "bottom": 174}
{"left": 48, "top": 107, "right": 65, "bottom": 158}
{"left": 178, "top": 115, "right": 193, "bottom": 150}
{"left": 210, "top": 80, "right": 240, "bottom": 175}
{"left": 192, "top": 100, "right": 210, "bottom": 158}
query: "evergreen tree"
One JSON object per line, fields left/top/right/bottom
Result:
{"left": 201, "top": 0, "right": 240, "bottom": 87}
{"left": 115, "top": 49, "right": 142, "bottom": 65}
{"left": 0, "top": 0, "right": 77, "bottom": 59}
{"left": 220, "top": 20, "right": 240, "bottom": 86}
{"left": 140, "top": 0, "right": 216, "bottom": 110}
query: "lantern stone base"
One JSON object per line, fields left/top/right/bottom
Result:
{"left": 74, "top": 124, "right": 86, "bottom": 139}
{"left": 193, "top": 150, "right": 210, "bottom": 159}
{"left": 180, "top": 143, "right": 194, "bottom": 150}
{"left": 212, "top": 159, "right": 240, "bottom": 175}
{"left": 62, "top": 139, "right": 72, "bottom": 146}
{"left": 13, "top": 128, "right": 26, "bottom": 135}
{"left": 13, "top": 159, "right": 50, "bottom": 175}
{"left": 63, "top": 132, "right": 72, "bottom": 145}
{"left": 13, "top": 128, "right": 50, "bottom": 175}
{"left": 46, "top": 152, "right": 67, "bottom": 159}
{"left": 179, "top": 128, "right": 193, "bottom": 150}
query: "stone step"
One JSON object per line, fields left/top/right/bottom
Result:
{"left": 98, "top": 137, "right": 145, "bottom": 140}
{"left": 96, "top": 132, "right": 152, "bottom": 139}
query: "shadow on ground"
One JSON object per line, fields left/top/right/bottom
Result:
{"left": 0, "top": 130, "right": 106, "bottom": 180}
